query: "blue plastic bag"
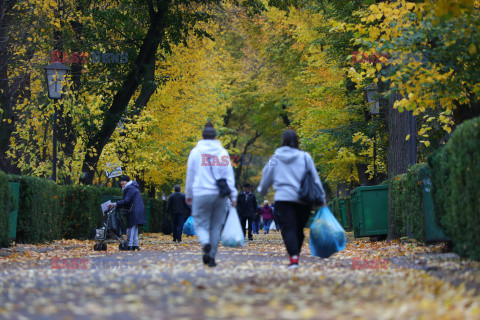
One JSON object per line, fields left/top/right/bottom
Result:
{"left": 309, "top": 207, "right": 346, "bottom": 258}
{"left": 183, "top": 216, "right": 195, "bottom": 236}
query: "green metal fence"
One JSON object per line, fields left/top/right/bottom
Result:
{"left": 8, "top": 182, "right": 19, "bottom": 241}
{"left": 420, "top": 168, "right": 449, "bottom": 242}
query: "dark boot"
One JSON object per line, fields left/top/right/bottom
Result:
{"left": 126, "top": 246, "right": 134, "bottom": 251}
{"left": 208, "top": 258, "right": 217, "bottom": 268}
{"left": 133, "top": 246, "right": 140, "bottom": 251}
{"left": 202, "top": 244, "right": 211, "bottom": 265}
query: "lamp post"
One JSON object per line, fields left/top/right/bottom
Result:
{"left": 365, "top": 84, "right": 380, "bottom": 184}
{"left": 44, "top": 62, "right": 70, "bottom": 182}
{"left": 409, "top": 111, "right": 416, "bottom": 165}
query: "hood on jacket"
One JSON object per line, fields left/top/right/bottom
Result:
{"left": 195, "top": 139, "right": 224, "bottom": 156}
{"left": 124, "top": 181, "right": 140, "bottom": 191}
{"left": 274, "top": 146, "right": 303, "bottom": 164}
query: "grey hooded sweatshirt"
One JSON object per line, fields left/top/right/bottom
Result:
{"left": 257, "top": 146, "right": 325, "bottom": 204}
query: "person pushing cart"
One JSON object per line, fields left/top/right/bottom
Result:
{"left": 108, "top": 175, "right": 146, "bottom": 251}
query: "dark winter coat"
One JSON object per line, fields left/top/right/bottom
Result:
{"left": 261, "top": 204, "right": 273, "bottom": 220}
{"left": 116, "top": 181, "right": 146, "bottom": 228}
{"left": 237, "top": 191, "right": 258, "bottom": 219}
{"left": 166, "top": 192, "right": 188, "bottom": 216}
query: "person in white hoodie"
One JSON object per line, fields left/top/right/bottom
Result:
{"left": 185, "top": 122, "right": 238, "bottom": 267}
{"left": 258, "top": 129, "right": 326, "bottom": 269}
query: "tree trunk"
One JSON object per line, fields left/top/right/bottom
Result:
{"left": 79, "top": 4, "right": 169, "bottom": 185}
{"left": 356, "top": 163, "right": 376, "bottom": 186}
{"left": 281, "top": 104, "right": 291, "bottom": 127}
{"left": 453, "top": 93, "right": 480, "bottom": 126}
{"left": 234, "top": 131, "right": 261, "bottom": 187}
{"left": 382, "top": 83, "right": 411, "bottom": 241}
{"left": 56, "top": 6, "right": 87, "bottom": 185}
{"left": 0, "top": 0, "right": 19, "bottom": 174}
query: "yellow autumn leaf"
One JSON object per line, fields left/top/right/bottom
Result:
{"left": 468, "top": 43, "right": 477, "bottom": 55}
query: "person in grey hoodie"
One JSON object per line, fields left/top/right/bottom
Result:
{"left": 185, "top": 122, "right": 238, "bottom": 267}
{"left": 257, "top": 130, "right": 325, "bottom": 269}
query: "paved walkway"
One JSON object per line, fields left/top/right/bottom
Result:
{"left": 1, "top": 233, "right": 480, "bottom": 319}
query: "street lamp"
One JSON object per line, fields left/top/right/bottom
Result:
{"left": 365, "top": 84, "right": 380, "bottom": 184}
{"left": 44, "top": 62, "right": 70, "bottom": 182}
{"left": 365, "top": 85, "right": 380, "bottom": 116}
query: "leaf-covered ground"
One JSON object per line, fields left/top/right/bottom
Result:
{"left": 1, "top": 232, "right": 480, "bottom": 319}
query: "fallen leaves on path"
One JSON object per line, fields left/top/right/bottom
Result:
{"left": 0, "top": 232, "right": 479, "bottom": 319}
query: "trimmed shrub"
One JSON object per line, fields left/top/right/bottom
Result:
{"left": 429, "top": 117, "right": 480, "bottom": 260}
{"left": 343, "top": 197, "right": 352, "bottom": 230}
{"left": 62, "top": 186, "right": 122, "bottom": 239}
{"left": 390, "top": 163, "right": 427, "bottom": 242}
{"left": 149, "top": 198, "right": 166, "bottom": 233}
{"left": 330, "top": 197, "right": 351, "bottom": 230}
{"left": 331, "top": 198, "right": 342, "bottom": 223}
{"left": 8, "top": 175, "right": 64, "bottom": 244}
{"left": 4, "top": 171, "right": 167, "bottom": 243}
{"left": 428, "top": 146, "right": 450, "bottom": 230}
{"left": 0, "top": 171, "right": 14, "bottom": 247}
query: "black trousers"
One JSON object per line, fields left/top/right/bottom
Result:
{"left": 240, "top": 216, "right": 253, "bottom": 239}
{"left": 275, "top": 201, "right": 311, "bottom": 256}
{"left": 172, "top": 212, "right": 185, "bottom": 241}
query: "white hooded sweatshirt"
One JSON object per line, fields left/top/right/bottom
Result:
{"left": 257, "top": 146, "right": 325, "bottom": 204}
{"left": 185, "top": 139, "right": 238, "bottom": 201}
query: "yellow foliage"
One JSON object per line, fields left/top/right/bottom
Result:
{"left": 101, "top": 28, "right": 230, "bottom": 187}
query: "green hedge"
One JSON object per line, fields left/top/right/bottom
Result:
{"left": 428, "top": 147, "right": 450, "bottom": 232}
{"left": 1, "top": 173, "right": 166, "bottom": 246}
{"left": 8, "top": 175, "right": 64, "bottom": 244}
{"left": 331, "top": 198, "right": 342, "bottom": 222}
{"left": 390, "top": 163, "right": 427, "bottom": 242}
{"left": 62, "top": 186, "right": 122, "bottom": 239}
{"left": 149, "top": 198, "right": 166, "bottom": 233}
{"left": 330, "top": 197, "right": 351, "bottom": 230}
{"left": 0, "top": 171, "right": 14, "bottom": 247}
{"left": 429, "top": 116, "right": 480, "bottom": 260}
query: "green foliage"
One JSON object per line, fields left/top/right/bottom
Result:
{"left": 429, "top": 117, "right": 480, "bottom": 260}
{"left": 428, "top": 147, "right": 449, "bottom": 232}
{"left": 62, "top": 186, "right": 122, "bottom": 239}
{"left": 6, "top": 174, "right": 126, "bottom": 243}
{"left": 330, "top": 197, "right": 351, "bottom": 230}
{"left": 0, "top": 171, "right": 14, "bottom": 247}
{"left": 331, "top": 198, "right": 342, "bottom": 223}
{"left": 8, "top": 175, "right": 64, "bottom": 244}
{"left": 390, "top": 163, "right": 427, "bottom": 242}
{"left": 149, "top": 198, "right": 166, "bottom": 233}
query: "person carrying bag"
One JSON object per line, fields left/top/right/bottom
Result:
{"left": 257, "top": 129, "right": 326, "bottom": 269}
{"left": 185, "top": 122, "right": 238, "bottom": 268}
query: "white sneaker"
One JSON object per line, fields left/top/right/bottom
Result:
{"left": 287, "top": 263, "right": 299, "bottom": 270}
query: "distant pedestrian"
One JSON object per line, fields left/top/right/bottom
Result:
{"left": 260, "top": 200, "right": 274, "bottom": 234}
{"left": 253, "top": 204, "right": 261, "bottom": 234}
{"left": 271, "top": 202, "right": 280, "bottom": 231}
{"left": 166, "top": 185, "right": 188, "bottom": 243}
{"left": 258, "top": 130, "right": 325, "bottom": 269}
{"left": 237, "top": 183, "right": 258, "bottom": 240}
{"left": 185, "top": 121, "right": 238, "bottom": 267}
{"left": 108, "top": 175, "right": 146, "bottom": 251}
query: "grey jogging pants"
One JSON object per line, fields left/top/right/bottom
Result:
{"left": 192, "top": 195, "right": 227, "bottom": 259}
